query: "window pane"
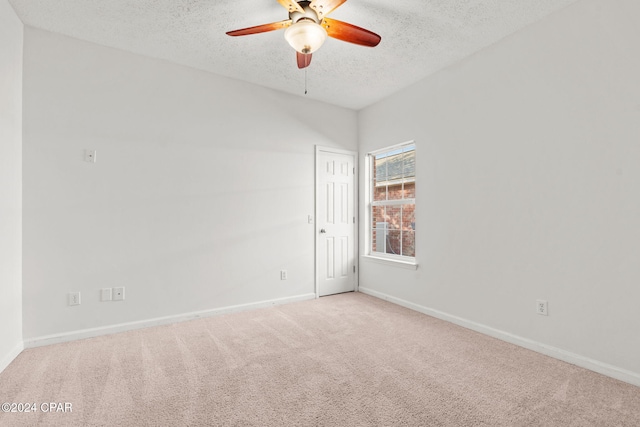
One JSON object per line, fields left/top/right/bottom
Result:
{"left": 386, "top": 228, "right": 402, "bottom": 255}
{"left": 374, "top": 153, "right": 388, "bottom": 201}
{"left": 372, "top": 205, "right": 401, "bottom": 255}
{"left": 386, "top": 205, "right": 401, "bottom": 255}
{"left": 401, "top": 204, "right": 415, "bottom": 257}
{"left": 373, "top": 146, "right": 415, "bottom": 202}
{"left": 373, "top": 185, "right": 387, "bottom": 202}
{"left": 403, "top": 183, "right": 415, "bottom": 199}
{"left": 401, "top": 230, "right": 415, "bottom": 257}
{"left": 371, "top": 206, "right": 385, "bottom": 254}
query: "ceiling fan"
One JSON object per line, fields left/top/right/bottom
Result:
{"left": 226, "top": 0, "right": 381, "bottom": 69}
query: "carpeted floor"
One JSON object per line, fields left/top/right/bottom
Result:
{"left": 1, "top": 292, "right": 639, "bottom": 426}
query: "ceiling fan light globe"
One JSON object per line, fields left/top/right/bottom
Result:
{"left": 284, "top": 20, "right": 327, "bottom": 54}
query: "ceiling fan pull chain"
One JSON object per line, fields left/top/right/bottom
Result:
{"left": 305, "top": 68, "right": 308, "bottom": 95}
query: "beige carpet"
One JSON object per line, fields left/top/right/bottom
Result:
{"left": 1, "top": 292, "right": 639, "bottom": 426}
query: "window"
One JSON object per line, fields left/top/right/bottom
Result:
{"left": 367, "top": 142, "right": 415, "bottom": 262}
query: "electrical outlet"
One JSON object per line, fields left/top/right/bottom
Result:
{"left": 536, "top": 299, "right": 548, "bottom": 316}
{"left": 113, "top": 287, "right": 125, "bottom": 301}
{"left": 68, "top": 292, "right": 81, "bottom": 306}
{"left": 100, "top": 288, "right": 112, "bottom": 302}
{"left": 280, "top": 270, "right": 288, "bottom": 280}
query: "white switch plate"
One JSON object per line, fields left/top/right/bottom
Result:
{"left": 100, "top": 288, "right": 112, "bottom": 302}
{"left": 68, "top": 292, "right": 81, "bottom": 306}
{"left": 84, "top": 149, "right": 97, "bottom": 163}
{"left": 280, "top": 270, "right": 288, "bottom": 280}
{"left": 308, "top": 215, "right": 314, "bottom": 224}
{"left": 113, "top": 287, "right": 125, "bottom": 301}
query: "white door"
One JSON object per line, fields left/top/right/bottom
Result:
{"left": 316, "top": 148, "right": 357, "bottom": 297}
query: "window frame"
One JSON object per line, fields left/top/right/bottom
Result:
{"left": 364, "top": 141, "right": 417, "bottom": 267}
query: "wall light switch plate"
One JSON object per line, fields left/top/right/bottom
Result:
{"left": 100, "top": 288, "right": 112, "bottom": 302}
{"left": 68, "top": 292, "right": 81, "bottom": 306}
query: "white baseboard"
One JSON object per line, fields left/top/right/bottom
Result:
{"left": 359, "top": 287, "right": 640, "bottom": 388}
{"left": 24, "top": 293, "right": 316, "bottom": 349}
{"left": 0, "top": 341, "right": 24, "bottom": 374}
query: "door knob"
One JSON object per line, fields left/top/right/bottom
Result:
{"left": 320, "top": 229, "right": 326, "bottom": 233}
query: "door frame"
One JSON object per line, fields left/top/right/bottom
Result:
{"left": 314, "top": 146, "right": 359, "bottom": 298}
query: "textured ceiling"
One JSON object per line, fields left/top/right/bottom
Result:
{"left": 9, "top": 0, "right": 579, "bottom": 110}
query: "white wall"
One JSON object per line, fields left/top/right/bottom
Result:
{"left": 0, "top": 0, "right": 24, "bottom": 371}
{"left": 22, "top": 28, "right": 358, "bottom": 340}
{"left": 358, "top": 0, "right": 640, "bottom": 381}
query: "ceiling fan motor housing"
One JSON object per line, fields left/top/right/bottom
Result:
{"left": 289, "top": 1, "right": 321, "bottom": 24}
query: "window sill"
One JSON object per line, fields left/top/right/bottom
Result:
{"left": 361, "top": 255, "right": 418, "bottom": 270}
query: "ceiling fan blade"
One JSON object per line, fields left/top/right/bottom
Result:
{"left": 277, "top": 0, "right": 305, "bottom": 14}
{"left": 297, "top": 52, "right": 312, "bottom": 69}
{"left": 226, "top": 19, "right": 292, "bottom": 37}
{"left": 322, "top": 18, "right": 381, "bottom": 47}
{"left": 309, "top": 0, "right": 347, "bottom": 18}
